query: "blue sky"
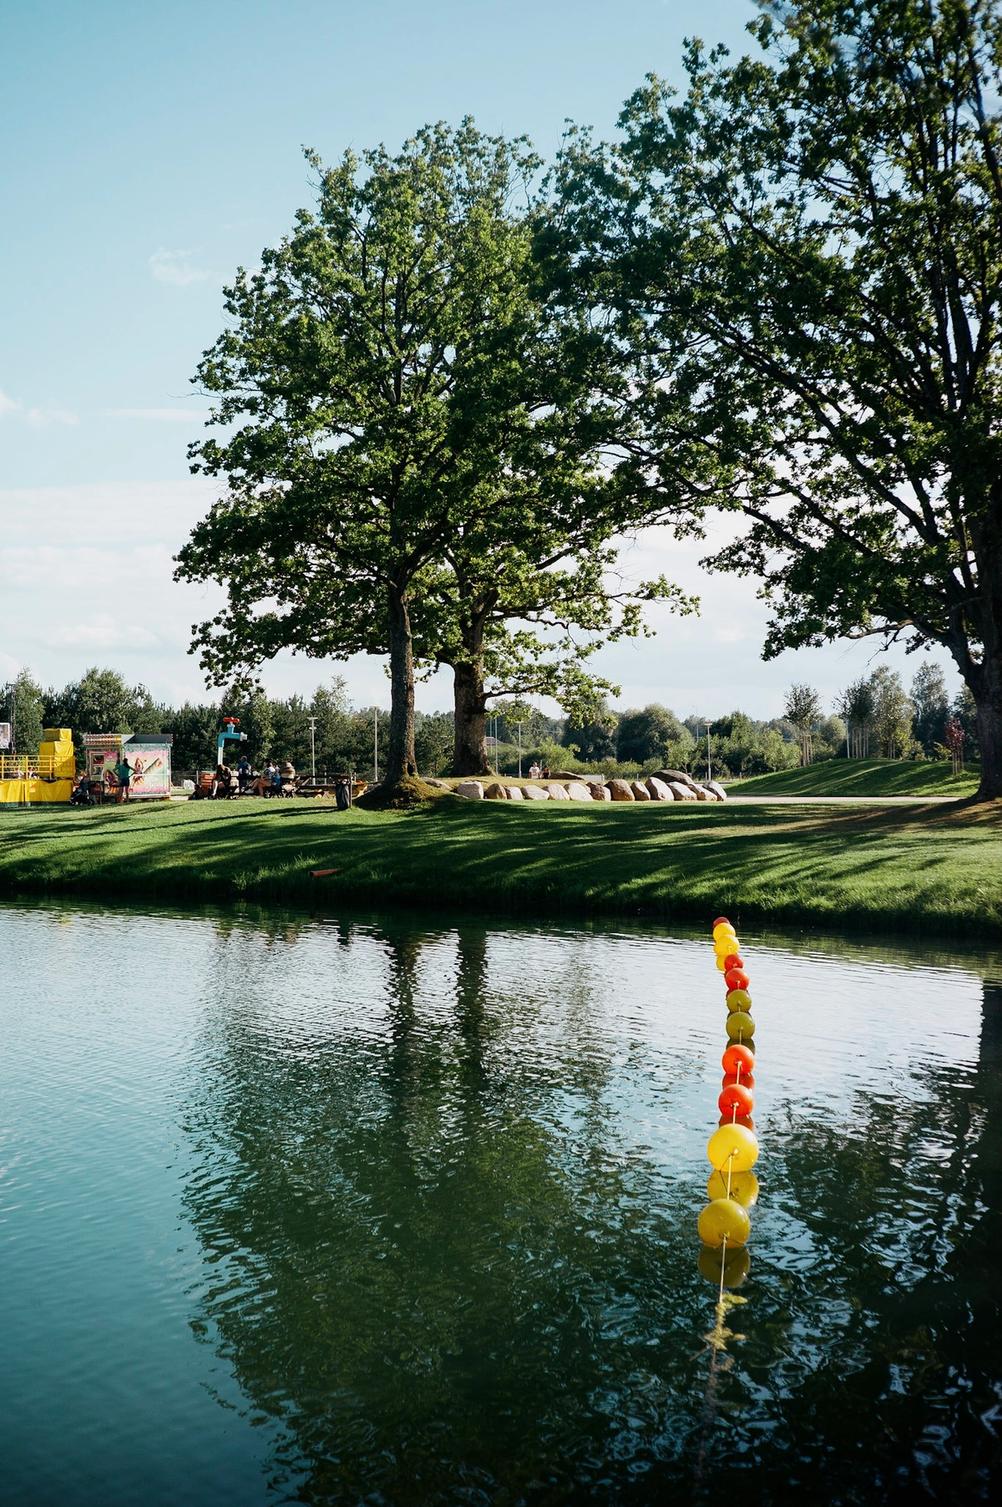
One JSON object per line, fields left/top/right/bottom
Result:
{"left": 1, "top": 0, "right": 958, "bottom": 716}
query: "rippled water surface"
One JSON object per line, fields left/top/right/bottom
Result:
{"left": 0, "top": 900, "right": 999, "bottom": 1506}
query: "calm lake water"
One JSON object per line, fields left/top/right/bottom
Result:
{"left": 0, "top": 899, "right": 999, "bottom": 1506}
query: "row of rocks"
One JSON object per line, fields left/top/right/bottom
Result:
{"left": 444, "top": 772, "right": 727, "bottom": 803}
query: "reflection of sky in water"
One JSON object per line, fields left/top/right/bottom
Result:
{"left": 0, "top": 900, "right": 997, "bottom": 1506}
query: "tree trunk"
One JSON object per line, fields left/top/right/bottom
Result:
{"left": 453, "top": 659, "right": 489, "bottom": 776}
{"left": 973, "top": 679, "right": 1002, "bottom": 799}
{"left": 385, "top": 586, "right": 417, "bottom": 786}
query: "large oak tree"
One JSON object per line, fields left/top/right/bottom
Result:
{"left": 176, "top": 123, "right": 680, "bottom": 786}
{"left": 556, "top": 0, "right": 1002, "bottom": 800}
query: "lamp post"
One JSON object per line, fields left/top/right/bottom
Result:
{"left": 308, "top": 716, "right": 317, "bottom": 780}
{"left": 517, "top": 721, "right": 523, "bottom": 778}
{"left": 373, "top": 708, "right": 379, "bottom": 783}
{"left": 705, "top": 721, "right": 713, "bottom": 783}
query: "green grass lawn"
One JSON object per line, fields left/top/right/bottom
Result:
{"left": 727, "top": 758, "right": 978, "bottom": 797}
{"left": 1, "top": 792, "right": 999, "bottom": 937}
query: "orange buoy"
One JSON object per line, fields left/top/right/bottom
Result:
{"left": 718, "top": 1083, "right": 754, "bottom": 1118}
{"left": 722, "top": 1043, "right": 755, "bottom": 1077}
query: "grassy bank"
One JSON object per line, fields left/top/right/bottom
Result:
{"left": 0, "top": 793, "right": 999, "bottom": 937}
{"left": 727, "top": 758, "right": 978, "bottom": 797}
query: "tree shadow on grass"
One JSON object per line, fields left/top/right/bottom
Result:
{"left": 2, "top": 797, "right": 999, "bottom": 936}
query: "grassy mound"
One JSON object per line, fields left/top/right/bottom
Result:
{"left": 728, "top": 759, "right": 977, "bottom": 798}
{"left": 354, "top": 775, "right": 445, "bottom": 810}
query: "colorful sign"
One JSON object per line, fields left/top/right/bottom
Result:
{"left": 87, "top": 742, "right": 172, "bottom": 799}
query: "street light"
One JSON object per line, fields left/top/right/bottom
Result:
{"left": 705, "top": 721, "right": 713, "bottom": 783}
{"left": 517, "top": 721, "right": 523, "bottom": 778}
{"left": 308, "top": 716, "right": 317, "bottom": 780}
{"left": 373, "top": 708, "right": 379, "bottom": 783}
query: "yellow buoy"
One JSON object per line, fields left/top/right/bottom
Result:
{"left": 726, "top": 988, "right": 752, "bottom": 1013}
{"left": 707, "top": 1168, "right": 760, "bottom": 1207}
{"left": 697, "top": 1197, "right": 751, "bottom": 1248}
{"left": 706, "top": 1123, "right": 759, "bottom": 1173}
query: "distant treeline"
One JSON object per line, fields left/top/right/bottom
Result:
{"left": 0, "top": 661, "right": 976, "bottom": 781}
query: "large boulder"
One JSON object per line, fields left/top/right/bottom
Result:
{"left": 545, "top": 782, "right": 570, "bottom": 800}
{"left": 549, "top": 770, "right": 581, "bottom": 781}
{"left": 522, "top": 783, "right": 550, "bottom": 800}
{"left": 425, "top": 778, "right": 451, "bottom": 790}
{"left": 630, "top": 780, "right": 651, "bottom": 801}
{"left": 706, "top": 780, "right": 727, "bottom": 801}
{"left": 668, "top": 781, "right": 697, "bottom": 801}
{"left": 456, "top": 780, "right": 485, "bottom": 800}
{"left": 590, "top": 782, "right": 612, "bottom": 801}
{"left": 608, "top": 778, "right": 635, "bottom": 802}
{"left": 506, "top": 784, "right": 525, "bottom": 800}
{"left": 566, "top": 781, "right": 594, "bottom": 802}
{"left": 655, "top": 768, "right": 703, "bottom": 792}
{"left": 646, "top": 777, "right": 674, "bottom": 801}
{"left": 484, "top": 781, "right": 509, "bottom": 799}
{"left": 693, "top": 784, "right": 712, "bottom": 800}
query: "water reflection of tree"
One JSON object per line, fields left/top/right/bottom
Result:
{"left": 181, "top": 917, "right": 1002, "bottom": 1504}
{"left": 739, "top": 980, "right": 1002, "bottom": 1501}
{"left": 182, "top": 918, "right": 698, "bottom": 1506}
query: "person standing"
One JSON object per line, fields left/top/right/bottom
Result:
{"left": 115, "top": 755, "right": 132, "bottom": 803}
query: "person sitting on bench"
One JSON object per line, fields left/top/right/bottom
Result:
{"left": 70, "top": 772, "right": 94, "bottom": 806}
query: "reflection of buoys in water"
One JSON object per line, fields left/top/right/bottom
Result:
{"left": 719, "top": 1112, "right": 754, "bottom": 1130}
{"left": 698, "top": 1242, "right": 751, "bottom": 1288}
{"left": 718, "top": 1082, "right": 754, "bottom": 1118}
{"left": 724, "top": 967, "right": 750, "bottom": 991}
{"left": 725, "top": 1010, "right": 755, "bottom": 1042}
{"left": 698, "top": 1196, "right": 751, "bottom": 1248}
{"left": 707, "top": 1122, "right": 759, "bottom": 1172}
{"left": 726, "top": 988, "right": 752, "bottom": 1013}
{"left": 707, "top": 1168, "right": 759, "bottom": 1206}
{"left": 722, "top": 1069, "right": 755, "bottom": 1090}
{"left": 715, "top": 954, "right": 728, "bottom": 971}
{"left": 722, "top": 1043, "right": 754, "bottom": 1077}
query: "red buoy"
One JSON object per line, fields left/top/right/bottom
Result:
{"left": 722, "top": 1043, "right": 755, "bottom": 1077}
{"left": 724, "top": 968, "right": 750, "bottom": 991}
{"left": 718, "top": 1083, "right": 754, "bottom": 1117}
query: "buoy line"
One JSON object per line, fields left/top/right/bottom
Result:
{"left": 692, "top": 917, "right": 760, "bottom": 1490}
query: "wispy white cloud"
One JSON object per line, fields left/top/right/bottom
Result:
{"left": 0, "top": 389, "right": 78, "bottom": 427}
{"left": 149, "top": 248, "right": 210, "bottom": 286}
{"left": 39, "top": 612, "right": 162, "bottom": 651}
{"left": 104, "top": 407, "right": 210, "bottom": 424}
